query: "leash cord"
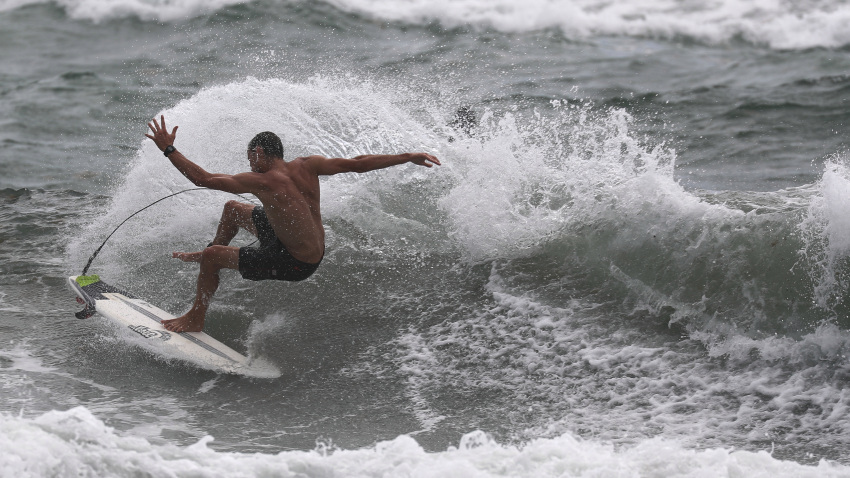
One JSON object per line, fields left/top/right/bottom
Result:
{"left": 81, "top": 187, "right": 255, "bottom": 275}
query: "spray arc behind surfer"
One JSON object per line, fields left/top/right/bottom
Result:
{"left": 145, "top": 115, "right": 441, "bottom": 332}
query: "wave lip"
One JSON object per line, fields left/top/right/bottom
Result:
{"left": 800, "top": 158, "right": 850, "bottom": 312}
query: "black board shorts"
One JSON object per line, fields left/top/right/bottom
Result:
{"left": 238, "top": 206, "right": 322, "bottom": 282}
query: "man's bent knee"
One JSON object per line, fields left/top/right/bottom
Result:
{"left": 201, "top": 245, "right": 239, "bottom": 269}
{"left": 222, "top": 200, "right": 254, "bottom": 222}
{"left": 223, "top": 200, "right": 244, "bottom": 217}
{"left": 225, "top": 200, "right": 253, "bottom": 212}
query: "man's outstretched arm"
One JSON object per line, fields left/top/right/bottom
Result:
{"left": 306, "top": 153, "right": 441, "bottom": 176}
{"left": 145, "top": 115, "right": 261, "bottom": 194}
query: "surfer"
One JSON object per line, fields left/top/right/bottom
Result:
{"left": 145, "top": 115, "right": 440, "bottom": 332}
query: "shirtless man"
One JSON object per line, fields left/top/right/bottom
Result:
{"left": 145, "top": 115, "right": 440, "bottom": 332}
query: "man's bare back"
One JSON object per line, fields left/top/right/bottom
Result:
{"left": 144, "top": 116, "right": 440, "bottom": 332}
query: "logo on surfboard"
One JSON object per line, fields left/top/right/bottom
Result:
{"left": 128, "top": 324, "right": 172, "bottom": 341}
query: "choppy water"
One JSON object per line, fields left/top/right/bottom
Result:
{"left": 3, "top": 0, "right": 850, "bottom": 476}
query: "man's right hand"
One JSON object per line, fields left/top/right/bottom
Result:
{"left": 409, "top": 153, "right": 441, "bottom": 168}
{"left": 145, "top": 115, "right": 178, "bottom": 152}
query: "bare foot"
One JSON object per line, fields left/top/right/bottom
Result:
{"left": 161, "top": 313, "right": 205, "bottom": 332}
{"left": 173, "top": 251, "right": 203, "bottom": 262}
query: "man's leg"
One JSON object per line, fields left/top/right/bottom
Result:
{"left": 163, "top": 245, "right": 240, "bottom": 332}
{"left": 172, "top": 201, "right": 257, "bottom": 263}
{"left": 210, "top": 200, "right": 258, "bottom": 246}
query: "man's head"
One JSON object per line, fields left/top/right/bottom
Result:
{"left": 247, "top": 132, "right": 284, "bottom": 172}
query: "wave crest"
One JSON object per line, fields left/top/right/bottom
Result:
{"left": 8, "top": 0, "right": 850, "bottom": 49}
{"left": 327, "top": 0, "right": 850, "bottom": 50}
{"left": 0, "top": 0, "right": 248, "bottom": 22}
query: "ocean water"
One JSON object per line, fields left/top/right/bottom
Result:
{"left": 2, "top": 0, "right": 850, "bottom": 475}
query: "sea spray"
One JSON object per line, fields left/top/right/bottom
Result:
{"left": 800, "top": 156, "right": 850, "bottom": 316}
{"left": 66, "top": 76, "right": 443, "bottom": 289}
{"left": 441, "top": 101, "right": 678, "bottom": 262}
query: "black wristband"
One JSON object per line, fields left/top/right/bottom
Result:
{"left": 163, "top": 145, "right": 176, "bottom": 157}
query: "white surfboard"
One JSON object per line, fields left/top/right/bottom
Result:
{"left": 68, "top": 275, "right": 280, "bottom": 378}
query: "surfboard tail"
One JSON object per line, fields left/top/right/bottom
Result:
{"left": 68, "top": 274, "right": 133, "bottom": 319}
{"left": 70, "top": 275, "right": 97, "bottom": 319}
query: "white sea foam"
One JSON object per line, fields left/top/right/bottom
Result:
{"left": 374, "top": 261, "right": 850, "bottom": 460}
{"left": 1, "top": 406, "right": 846, "bottom": 478}
{"left": 0, "top": 342, "right": 57, "bottom": 374}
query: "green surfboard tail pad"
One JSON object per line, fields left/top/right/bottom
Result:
{"left": 75, "top": 275, "right": 101, "bottom": 287}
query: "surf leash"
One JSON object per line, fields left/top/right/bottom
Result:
{"left": 80, "top": 187, "right": 256, "bottom": 276}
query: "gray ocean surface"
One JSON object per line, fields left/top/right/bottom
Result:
{"left": 3, "top": 0, "right": 850, "bottom": 475}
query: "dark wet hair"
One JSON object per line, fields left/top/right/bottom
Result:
{"left": 248, "top": 131, "right": 284, "bottom": 158}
